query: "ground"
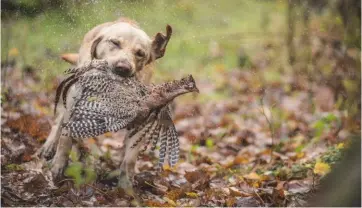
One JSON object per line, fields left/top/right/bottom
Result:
{"left": 1, "top": 0, "right": 361, "bottom": 207}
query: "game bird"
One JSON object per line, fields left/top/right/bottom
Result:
{"left": 55, "top": 60, "right": 199, "bottom": 172}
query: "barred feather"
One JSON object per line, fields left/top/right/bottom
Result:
{"left": 166, "top": 126, "right": 173, "bottom": 166}
{"left": 151, "top": 123, "right": 162, "bottom": 151}
{"left": 64, "top": 60, "right": 108, "bottom": 76}
{"left": 128, "top": 122, "right": 147, "bottom": 139}
{"left": 63, "top": 119, "right": 107, "bottom": 138}
{"left": 55, "top": 60, "right": 108, "bottom": 115}
{"left": 158, "top": 127, "right": 167, "bottom": 168}
{"left": 62, "top": 77, "right": 79, "bottom": 108}
{"left": 54, "top": 74, "right": 76, "bottom": 115}
{"left": 167, "top": 124, "right": 179, "bottom": 167}
{"left": 139, "top": 120, "right": 159, "bottom": 154}
{"left": 130, "top": 121, "right": 154, "bottom": 148}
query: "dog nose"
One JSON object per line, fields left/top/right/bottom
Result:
{"left": 113, "top": 61, "right": 133, "bottom": 77}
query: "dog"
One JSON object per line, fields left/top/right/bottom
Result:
{"left": 36, "top": 18, "right": 172, "bottom": 181}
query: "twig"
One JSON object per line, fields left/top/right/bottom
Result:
{"left": 56, "top": 178, "right": 113, "bottom": 199}
{"left": 84, "top": 183, "right": 112, "bottom": 199}
{"left": 311, "top": 172, "right": 317, "bottom": 191}
{"left": 144, "top": 181, "right": 159, "bottom": 189}
{"left": 259, "top": 96, "right": 276, "bottom": 164}
{"left": 56, "top": 178, "right": 74, "bottom": 185}
{"left": 254, "top": 189, "right": 266, "bottom": 207}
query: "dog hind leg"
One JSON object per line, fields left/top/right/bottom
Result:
{"left": 50, "top": 134, "right": 73, "bottom": 181}
{"left": 35, "top": 112, "right": 64, "bottom": 160}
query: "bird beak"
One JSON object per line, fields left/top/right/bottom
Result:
{"left": 193, "top": 87, "right": 200, "bottom": 93}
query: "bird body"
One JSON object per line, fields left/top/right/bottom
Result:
{"left": 57, "top": 60, "right": 198, "bottom": 167}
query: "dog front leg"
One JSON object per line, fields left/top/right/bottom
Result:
{"left": 35, "top": 112, "right": 65, "bottom": 159}
{"left": 50, "top": 134, "right": 72, "bottom": 181}
{"left": 118, "top": 133, "right": 143, "bottom": 189}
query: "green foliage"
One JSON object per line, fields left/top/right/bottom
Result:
{"left": 191, "top": 144, "right": 199, "bottom": 152}
{"left": 5, "top": 164, "right": 24, "bottom": 171}
{"left": 290, "top": 163, "right": 309, "bottom": 179}
{"left": 84, "top": 167, "right": 97, "bottom": 184}
{"left": 64, "top": 151, "right": 97, "bottom": 187}
{"left": 64, "top": 162, "right": 83, "bottom": 187}
{"left": 205, "top": 138, "right": 214, "bottom": 149}
{"left": 312, "top": 113, "right": 339, "bottom": 138}
{"left": 320, "top": 145, "right": 343, "bottom": 165}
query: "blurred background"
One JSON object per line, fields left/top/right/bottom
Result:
{"left": 2, "top": 0, "right": 360, "bottom": 128}
{"left": 1, "top": 0, "right": 361, "bottom": 206}
{"left": 1, "top": 0, "right": 361, "bottom": 104}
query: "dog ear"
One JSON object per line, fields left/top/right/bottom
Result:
{"left": 90, "top": 35, "right": 103, "bottom": 59}
{"left": 147, "top": 25, "right": 172, "bottom": 64}
{"left": 60, "top": 53, "right": 79, "bottom": 65}
{"left": 77, "top": 35, "right": 104, "bottom": 65}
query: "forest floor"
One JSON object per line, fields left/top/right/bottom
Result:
{"left": 1, "top": 35, "right": 360, "bottom": 206}
{"left": 1, "top": 0, "right": 361, "bottom": 207}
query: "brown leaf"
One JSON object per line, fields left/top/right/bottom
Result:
{"left": 234, "top": 196, "right": 261, "bottom": 207}
{"left": 285, "top": 180, "right": 311, "bottom": 194}
{"left": 185, "top": 170, "right": 210, "bottom": 190}
{"left": 5, "top": 114, "right": 50, "bottom": 142}
{"left": 143, "top": 200, "right": 170, "bottom": 207}
{"left": 229, "top": 187, "right": 253, "bottom": 197}
{"left": 184, "top": 170, "right": 204, "bottom": 184}
{"left": 165, "top": 188, "right": 184, "bottom": 201}
{"left": 233, "top": 155, "right": 250, "bottom": 165}
{"left": 275, "top": 181, "right": 286, "bottom": 197}
{"left": 243, "top": 172, "right": 261, "bottom": 180}
{"left": 226, "top": 197, "right": 236, "bottom": 207}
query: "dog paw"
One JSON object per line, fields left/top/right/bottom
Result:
{"left": 51, "top": 164, "right": 65, "bottom": 182}
{"left": 34, "top": 145, "right": 56, "bottom": 160}
{"left": 118, "top": 172, "right": 133, "bottom": 190}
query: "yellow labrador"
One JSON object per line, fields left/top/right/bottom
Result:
{"left": 36, "top": 18, "right": 172, "bottom": 180}
{"left": 62, "top": 17, "right": 171, "bottom": 84}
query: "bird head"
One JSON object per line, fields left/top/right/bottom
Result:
{"left": 179, "top": 74, "right": 199, "bottom": 93}
{"left": 146, "top": 74, "right": 199, "bottom": 109}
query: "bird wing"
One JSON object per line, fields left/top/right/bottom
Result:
{"left": 63, "top": 70, "right": 141, "bottom": 139}
{"left": 127, "top": 105, "right": 180, "bottom": 168}
{"left": 159, "top": 106, "right": 179, "bottom": 167}
{"left": 54, "top": 60, "right": 109, "bottom": 115}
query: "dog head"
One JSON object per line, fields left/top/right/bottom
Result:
{"left": 62, "top": 18, "right": 172, "bottom": 78}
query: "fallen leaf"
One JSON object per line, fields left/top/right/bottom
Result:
{"left": 234, "top": 196, "right": 260, "bottom": 207}
{"left": 233, "top": 155, "right": 249, "bottom": 165}
{"left": 286, "top": 180, "right": 311, "bottom": 194}
{"left": 163, "top": 197, "right": 177, "bottom": 206}
{"left": 144, "top": 200, "right": 169, "bottom": 207}
{"left": 185, "top": 192, "right": 198, "bottom": 198}
{"left": 185, "top": 170, "right": 206, "bottom": 184}
{"left": 337, "top": 143, "right": 344, "bottom": 149}
{"left": 244, "top": 172, "right": 261, "bottom": 180}
{"left": 229, "top": 187, "right": 252, "bottom": 197}
{"left": 313, "top": 161, "right": 331, "bottom": 176}
{"left": 5, "top": 114, "right": 50, "bottom": 142}
{"left": 165, "top": 189, "right": 184, "bottom": 201}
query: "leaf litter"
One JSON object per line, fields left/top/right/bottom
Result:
{"left": 1, "top": 34, "right": 360, "bottom": 207}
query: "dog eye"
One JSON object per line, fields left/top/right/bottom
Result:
{"left": 135, "top": 50, "right": 145, "bottom": 58}
{"left": 109, "top": 39, "right": 121, "bottom": 48}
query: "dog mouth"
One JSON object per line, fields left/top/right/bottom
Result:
{"left": 112, "top": 67, "right": 134, "bottom": 77}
